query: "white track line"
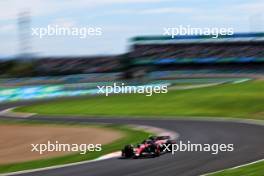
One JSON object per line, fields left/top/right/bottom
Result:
{"left": 0, "top": 107, "right": 36, "bottom": 118}
{"left": 169, "top": 82, "right": 223, "bottom": 90}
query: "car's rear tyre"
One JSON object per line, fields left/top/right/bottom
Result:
{"left": 122, "top": 145, "right": 134, "bottom": 158}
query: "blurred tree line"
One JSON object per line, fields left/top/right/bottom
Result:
{"left": 0, "top": 60, "right": 37, "bottom": 78}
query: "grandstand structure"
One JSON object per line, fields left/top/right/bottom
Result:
{"left": 35, "top": 55, "right": 122, "bottom": 75}
{"left": 1, "top": 32, "right": 264, "bottom": 83}
{"left": 128, "top": 32, "right": 264, "bottom": 78}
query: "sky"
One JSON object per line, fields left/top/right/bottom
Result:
{"left": 0, "top": 0, "right": 263, "bottom": 57}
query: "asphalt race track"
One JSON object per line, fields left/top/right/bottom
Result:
{"left": 1, "top": 100, "right": 264, "bottom": 176}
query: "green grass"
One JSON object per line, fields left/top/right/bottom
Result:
{"left": 208, "top": 160, "right": 264, "bottom": 176}
{"left": 16, "top": 81, "right": 264, "bottom": 120}
{"left": 0, "top": 120, "right": 151, "bottom": 173}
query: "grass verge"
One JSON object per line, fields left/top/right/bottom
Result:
{"left": 208, "top": 160, "right": 264, "bottom": 176}
{"left": 0, "top": 120, "right": 151, "bottom": 174}
{"left": 16, "top": 81, "right": 264, "bottom": 120}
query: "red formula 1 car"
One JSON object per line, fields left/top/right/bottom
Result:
{"left": 121, "top": 136, "right": 176, "bottom": 158}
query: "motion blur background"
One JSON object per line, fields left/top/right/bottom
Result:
{"left": 0, "top": 0, "right": 263, "bottom": 102}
